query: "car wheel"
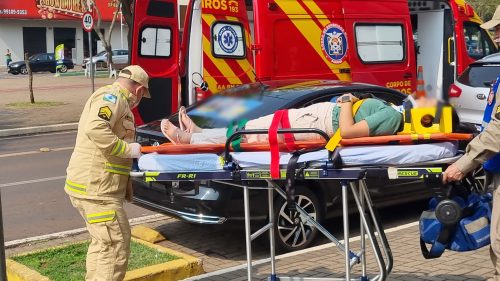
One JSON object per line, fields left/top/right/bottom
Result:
{"left": 59, "top": 65, "right": 68, "bottom": 73}
{"left": 274, "top": 185, "right": 323, "bottom": 252}
{"left": 20, "top": 66, "right": 28, "bottom": 75}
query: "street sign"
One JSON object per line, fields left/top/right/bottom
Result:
{"left": 82, "top": 12, "right": 94, "bottom": 32}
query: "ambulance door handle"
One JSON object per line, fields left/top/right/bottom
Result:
{"left": 476, "top": 94, "right": 486, "bottom": 100}
{"left": 403, "top": 72, "right": 412, "bottom": 79}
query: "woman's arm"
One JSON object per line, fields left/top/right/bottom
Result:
{"left": 338, "top": 94, "right": 370, "bottom": 138}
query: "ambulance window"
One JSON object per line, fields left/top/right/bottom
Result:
{"left": 147, "top": 0, "right": 175, "bottom": 18}
{"left": 139, "top": 27, "right": 172, "bottom": 57}
{"left": 463, "top": 22, "right": 496, "bottom": 60}
{"left": 211, "top": 22, "right": 246, "bottom": 59}
{"left": 355, "top": 24, "right": 405, "bottom": 63}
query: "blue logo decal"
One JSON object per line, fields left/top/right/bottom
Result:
{"left": 103, "top": 94, "right": 117, "bottom": 104}
{"left": 321, "top": 23, "right": 348, "bottom": 64}
{"left": 218, "top": 26, "right": 238, "bottom": 54}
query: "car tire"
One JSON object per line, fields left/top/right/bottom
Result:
{"left": 59, "top": 65, "right": 68, "bottom": 73}
{"left": 20, "top": 66, "right": 28, "bottom": 75}
{"left": 273, "top": 185, "right": 323, "bottom": 252}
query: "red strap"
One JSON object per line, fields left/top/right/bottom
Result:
{"left": 269, "top": 110, "right": 284, "bottom": 179}
{"left": 280, "top": 110, "right": 297, "bottom": 151}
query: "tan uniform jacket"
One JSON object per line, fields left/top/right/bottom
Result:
{"left": 455, "top": 86, "right": 500, "bottom": 174}
{"left": 65, "top": 82, "right": 136, "bottom": 200}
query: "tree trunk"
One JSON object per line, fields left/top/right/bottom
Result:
{"left": 120, "top": 0, "right": 134, "bottom": 63}
{"left": 24, "top": 53, "right": 35, "bottom": 104}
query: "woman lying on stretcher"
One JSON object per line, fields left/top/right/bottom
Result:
{"left": 161, "top": 94, "right": 444, "bottom": 144}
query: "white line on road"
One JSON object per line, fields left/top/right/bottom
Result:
{"left": 5, "top": 214, "right": 168, "bottom": 248}
{"left": 0, "top": 146, "right": 74, "bottom": 158}
{"left": 0, "top": 130, "right": 76, "bottom": 141}
{"left": 0, "top": 175, "right": 66, "bottom": 188}
{"left": 184, "top": 221, "right": 420, "bottom": 280}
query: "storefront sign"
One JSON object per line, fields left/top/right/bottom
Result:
{"left": 0, "top": 0, "right": 119, "bottom": 21}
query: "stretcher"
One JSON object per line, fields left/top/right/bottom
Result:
{"left": 131, "top": 128, "right": 471, "bottom": 281}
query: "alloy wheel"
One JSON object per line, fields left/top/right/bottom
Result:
{"left": 277, "top": 195, "right": 317, "bottom": 249}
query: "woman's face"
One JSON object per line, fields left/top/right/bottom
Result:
{"left": 415, "top": 97, "right": 438, "bottom": 108}
{"left": 495, "top": 25, "right": 500, "bottom": 44}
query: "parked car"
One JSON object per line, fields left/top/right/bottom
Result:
{"left": 7, "top": 53, "right": 74, "bottom": 75}
{"left": 132, "top": 80, "right": 480, "bottom": 252}
{"left": 82, "top": 49, "right": 129, "bottom": 69}
{"left": 449, "top": 53, "right": 500, "bottom": 129}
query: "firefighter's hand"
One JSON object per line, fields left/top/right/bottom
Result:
{"left": 442, "top": 163, "right": 465, "bottom": 184}
{"left": 129, "top": 143, "right": 142, "bottom": 159}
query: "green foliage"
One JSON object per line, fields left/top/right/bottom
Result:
{"left": 6, "top": 101, "right": 65, "bottom": 108}
{"left": 11, "top": 241, "right": 178, "bottom": 281}
{"left": 467, "top": 0, "right": 500, "bottom": 21}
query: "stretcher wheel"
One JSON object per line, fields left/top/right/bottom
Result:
{"left": 435, "top": 199, "right": 462, "bottom": 226}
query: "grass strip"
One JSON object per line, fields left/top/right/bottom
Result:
{"left": 6, "top": 101, "right": 66, "bottom": 108}
{"left": 12, "top": 240, "right": 178, "bottom": 281}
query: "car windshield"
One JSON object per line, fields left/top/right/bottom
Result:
{"left": 458, "top": 64, "right": 500, "bottom": 88}
{"left": 96, "top": 51, "right": 106, "bottom": 57}
{"left": 186, "top": 85, "right": 306, "bottom": 129}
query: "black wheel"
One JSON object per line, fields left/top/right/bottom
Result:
{"left": 274, "top": 185, "right": 323, "bottom": 252}
{"left": 59, "top": 64, "right": 68, "bottom": 73}
{"left": 10, "top": 71, "right": 19, "bottom": 75}
{"left": 20, "top": 66, "right": 28, "bottom": 75}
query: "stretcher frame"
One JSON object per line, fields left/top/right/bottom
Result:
{"left": 132, "top": 128, "right": 454, "bottom": 281}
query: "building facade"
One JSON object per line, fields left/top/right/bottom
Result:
{"left": 0, "top": 0, "right": 129, "bottom": 66}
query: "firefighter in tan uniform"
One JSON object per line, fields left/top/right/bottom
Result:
{"left": 443, "top": 7, "right": 500, "bottom": 280}
{"left": 65, "top": 65, "right": 150, "bottom": 281}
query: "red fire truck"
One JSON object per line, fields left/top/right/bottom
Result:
{"left": 130, "top": 0, "right": 497, "bottom": 124}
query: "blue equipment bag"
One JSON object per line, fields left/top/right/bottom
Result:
{"left": 419, "top": 191, "right": 492, "bottom": 259}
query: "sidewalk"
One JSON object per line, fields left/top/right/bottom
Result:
{"left": 6, "top": 214, "right": 494, "bottom": 281}
{"left": 0, "top": 73, "right": 113, "bottom": 130}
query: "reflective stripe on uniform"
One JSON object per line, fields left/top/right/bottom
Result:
{"left": 65, "top": 180, "right": 87, "bottom": 195}
{"left": 111, "top": 140, "right": 126, "bottom": 156}
{"left": 105, "top": 162, "right": 131, "bottom": 175}
{"left": 86, "top": 210, "right": 116, "bottom": 224}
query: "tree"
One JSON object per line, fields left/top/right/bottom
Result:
{"left": 82, "top": 0, "right": 121, "bottom": 72}
{"left": 467, "top": 0, "right": 500, "bottom": 21}
{"left": 24, "top": 52, "right": 35, "bottom": 104}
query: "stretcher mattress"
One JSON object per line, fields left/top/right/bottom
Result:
{"left": 138, "top": 142, "right": 458, "bottom": 172}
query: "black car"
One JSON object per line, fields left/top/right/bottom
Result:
{"left": 132, "top": 80, "right": 476, "bottom": 252}
{"left": 7, "top": 53, "right": 74, "bottom": 75}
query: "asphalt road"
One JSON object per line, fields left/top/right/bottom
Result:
{"left": 0, "top": 131, "right": 155, "bottom": 242}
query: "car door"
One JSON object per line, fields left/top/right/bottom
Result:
{"left": 131, "top": 0, "right": 180, "bottom": 125}
{"left": 31, "top": 54, "right": 46, "bottom": 72}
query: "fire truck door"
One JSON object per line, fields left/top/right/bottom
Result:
{"left": 198, "top": 0, "right": 255, "bottom": 98}
{"left": 348, "top": 18, "right": 415, "bottom": 96}
{"left": 131, "top": 0, "right": 179, "bottom": 124}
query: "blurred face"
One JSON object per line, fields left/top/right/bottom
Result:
{"left": 495, "top": 25, "right": 500, "bottom": 44}
{"left": 415, "top": 97, "right": 438, "bottom": 108}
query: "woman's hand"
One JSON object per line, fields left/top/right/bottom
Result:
{"left": 337, "top": 93, "right": 359, "bottom": 104}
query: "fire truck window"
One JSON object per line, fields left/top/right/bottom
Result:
{"left": 355, "top": 25, "right": 405, "bottom": 63}
{"left": 211, "top": 22, "right": 246, "bottom": 59}
{"left": 140, "top": 27, "right": 171, "bottom": 57}
{"left": 147, "top": 1, "right": 175, "bottom": 18}
{"left": 463, "top": 22, "right": 496, "bottom": 60}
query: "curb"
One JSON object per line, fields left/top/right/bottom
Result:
{"left": 6, "top": 238, "right": 204, "bottom": 281}
{"left": 0, "top": 123, "right": 78, "bottom": 138}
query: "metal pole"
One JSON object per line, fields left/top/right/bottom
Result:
{"left": 342, "top": 181, "right": 351, "bottom": 281}
{"left": 119, "top": 3, "right": 123, "bottom": 50}
{"left": 243, "top": 186, "right": 253, "bottom": 281}
{"left": 88, "top": 31, "right": 94, "bottom": 92}
{"left": 267, "top": 181, "right": 277, "bottom": 281}
{"left": 0, "top": 189, "right": 7, "bottom": 281}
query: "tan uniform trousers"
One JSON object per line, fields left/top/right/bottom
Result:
{"left": 190, "top": 102, "right": 335, "bottom": 144}
{"left": 491, "top": 174, "right": 500, "bottom": 281}
{"left": 70, "top": 196, "right": 131, "bottom": 281}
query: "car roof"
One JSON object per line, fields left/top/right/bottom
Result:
{"left": 472, "top": 53, "right": 500, "bottom": 65}
{"left": 218, "top": 79, "right": 403, "bottom": 101}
